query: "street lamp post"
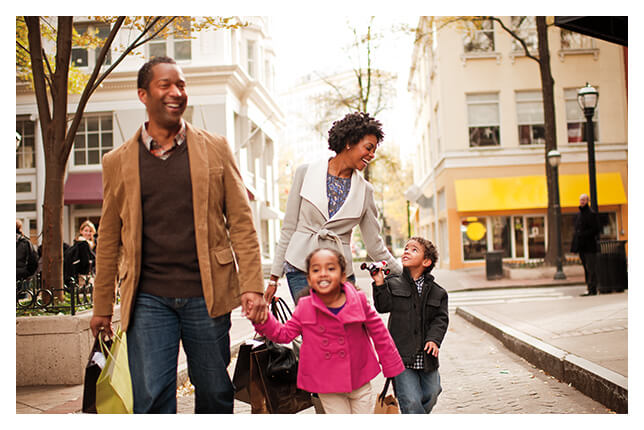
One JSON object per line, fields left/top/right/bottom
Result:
{"left": 547, "top": 149, "right": 566, "bottom": 280}
{"left": 577, "top": 83, "right": 599, "bottom": 213}
{"left": 404, "top": 184, "right": 421, "bottom": 239}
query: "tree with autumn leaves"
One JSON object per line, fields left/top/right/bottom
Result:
{"left": 16, "top": 16, "right": 243, "bottom": 301}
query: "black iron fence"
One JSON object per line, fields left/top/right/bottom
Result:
{"left": 16, "top": 274, "right": 94, "bottom": 316}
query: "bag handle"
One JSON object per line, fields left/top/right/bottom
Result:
{"left": 97, "top": 329, "right": 124, "bottom": 360}
{"left": 378, "top": 378, "right": 394, "bottom": 405}
{"left": 270, "top": 297, "right": 293, "bottom": 324}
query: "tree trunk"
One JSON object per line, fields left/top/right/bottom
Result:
{"left": 41, "top": 156, "right": 66, "bottom": 301}
{"left": 536, "top": 17, "right": 559, "bottom": 266}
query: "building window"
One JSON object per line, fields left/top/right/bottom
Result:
{"left": 464, "top": 20, "right": 495, "bottom": 53}
{"left": 491, "top": 216, "right": 511, "bottom": 258}
{"left": 462, "top": 217, "right": 488, "bottom": 261}
{"left": 16, "top": 118, "right": 36, "bottom": 169}
{"left": 565, "top": 88, "right": 599, "bottom": 144}
{"left": 560, "top": 29, "right": 595, "bottom": 50}
{"left": 467, "top": 93, "right": 500, "bottom": 147}
{"left": 516, "top": 91, "right": 545, "bottom": 145}
{"left": 71, "top": 22, "right": 112, "bottom": 68}
{"left": 149, "top": 17, "right": 192, "bottom": 61}
{"left": 247, "top": 40, "right": 256, "bottom": 78}
{"left": 510, "top": 16, "right": 537, "bottom": 52}
{"left": 73, "top": 113, "right": 114, "bottom": 166}
{"left": 16, "top": 182, "right": 32, "bottom": 193}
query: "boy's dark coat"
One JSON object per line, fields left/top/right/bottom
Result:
{"left": 372, "top": 268, "right": 449, "bottom": 372}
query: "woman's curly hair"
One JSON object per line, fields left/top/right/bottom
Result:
{"left": 327, "top": 112, "right": 384, "bottom": 154}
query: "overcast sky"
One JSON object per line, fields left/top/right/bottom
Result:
{"left": 270, "top": 15, "right": 419, "bottom": 159}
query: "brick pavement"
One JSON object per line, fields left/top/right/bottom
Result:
{"left": 430, "top": 313, "right": 611, "bottom": 414}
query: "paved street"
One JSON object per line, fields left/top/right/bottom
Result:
{"left": 431, "top": 312, "right": 610, "bottom": 414}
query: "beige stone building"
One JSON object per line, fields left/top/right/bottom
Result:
{"left": 16, "top": 16, "right": 284, "bottom": 267}
{"left": 406, "top": 16, "right": 628, "bottom": 270}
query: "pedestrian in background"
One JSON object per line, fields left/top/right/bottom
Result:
{"left": 90, "top": 56, "right": 267, "bottom": 414}
{"left": 264, "top": 112, "right": 401, "bottom": 304}
{"left": 250, "top": 248, "right": 404, "bottom": 414}
{"left": 370, "top": 236, "right": 448, "bottom": 414}
{"left": 571, "top": 193, "right": 600, "bottom": 296}
{"left": 16, "top": 220, "right": 39, "bottom": 281}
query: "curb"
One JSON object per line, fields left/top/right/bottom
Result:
{"left": 455, "top": 306, "right": 628, "bottom": 414}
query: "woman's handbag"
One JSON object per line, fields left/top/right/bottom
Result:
{"left": 82, "top": 335, "right": 112, "bottom": 413}
{"left": 374, "top": 378, "right": 400, "bottom": 414}
{"left": 249, "top": 297, "right": 312, "bottom": 413}
{"left": 266, "top": 297, "right": 300, "bottom": 383}
{"left": 95, "top": 329, "right": 133, "bottom": 414}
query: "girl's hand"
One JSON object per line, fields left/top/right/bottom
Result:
{"left": 424, "top": 341, "right": 439, "bottom": 357}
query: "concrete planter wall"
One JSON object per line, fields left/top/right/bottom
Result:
{"left": 16, "top": 306, "right": 121, "bottom": 386}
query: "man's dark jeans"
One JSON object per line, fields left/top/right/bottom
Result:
{"left": 127, "top": 292, "right": 233, "bottom": 413}
{"left": 580, "top": 252, "right": 597, "bottom": 294}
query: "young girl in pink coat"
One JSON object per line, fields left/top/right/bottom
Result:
{"left": 251, "top": 247, "right": 404, "bottom": 414}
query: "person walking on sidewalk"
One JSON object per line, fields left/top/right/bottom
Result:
{"left": 571, "top": 193, "right": 600, "bottom": 296}
{"left": 250, "top": 248, "right": 404, "bottom": 414}
{"left": 263, "top": 112, "right": 402, "bottom": 305}
{"left": 370, "top": 237, "right": 448, "bottom": 414}
{"left": 90, "top": 56, "right": 267, "bottom": 414}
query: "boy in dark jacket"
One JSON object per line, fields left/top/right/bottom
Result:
{"left": 370, "top": 236, "right": 448, "bottom": 414}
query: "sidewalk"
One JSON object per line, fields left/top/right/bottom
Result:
{"left": 16, "top": 263, "right": 627, "bottom": 413}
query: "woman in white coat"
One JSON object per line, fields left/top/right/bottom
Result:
{"left": 264, "top": 112, "right": 401, "bottom": 303}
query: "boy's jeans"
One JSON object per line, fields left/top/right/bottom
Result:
{"left": 393, "top": 367, "right": 442, "bottom": 414}
{"left": 127, "top": 292, "right": 234, "bottom": 413}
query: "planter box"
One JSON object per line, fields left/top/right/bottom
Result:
{"left": 502, "top": 264, "right": 584, "bottom": 280}
{"left": 16, "top": 306, "right": 121, "bottom": 386}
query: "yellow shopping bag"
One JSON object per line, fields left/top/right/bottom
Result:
{"left": 96, "top": 329, "right": 133, "bottom": 414}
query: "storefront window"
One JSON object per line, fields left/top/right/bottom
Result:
{"left": 462, "top": 217, "right": 487, "bottom": 260}
{"left": 491, "top": 216, "right": 511, "bottom": 258}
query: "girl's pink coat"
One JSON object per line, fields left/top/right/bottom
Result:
{"left": 253, "top": 283, "right": 404, "bottom": 394}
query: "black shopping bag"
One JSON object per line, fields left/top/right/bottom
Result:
{"left": 253, "top": 345, "right": 313, "bottom": 414}
{"left": 82, "top": 335, "right": 112, "bottom": 413}
{"left": 233, "top": 340, "right": 269, "bottom": 403}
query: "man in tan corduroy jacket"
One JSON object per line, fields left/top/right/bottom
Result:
{"left": 90, "top": 56, "right": 267, "bottom": 414}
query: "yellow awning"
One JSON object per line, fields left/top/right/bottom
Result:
{"left": 455, "top": 173, "right": 627, "bottom": 212}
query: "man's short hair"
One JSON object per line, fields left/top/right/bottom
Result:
{"left": 137, "top": 56, "right": 177, "bottom": 90}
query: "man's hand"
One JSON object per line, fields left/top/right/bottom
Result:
{"left": 90, "top": 315, "right": 114, "bottom": 339}
{"left": 424, "top": 341, "right": 439, "bottom": 357}
{"left": 241, "top": 291, "right": 268, "bottom": 324}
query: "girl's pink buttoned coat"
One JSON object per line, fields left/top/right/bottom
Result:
{"left": 253, "top": 282, "right": 404, "bottom": 394}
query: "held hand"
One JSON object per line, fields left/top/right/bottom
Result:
{"left": 424, "top": 341, "right": 439, "bottom": 357}
{"left": 90, "top": 315, "right": 113, "bottom": 340}
{"left": 241, "top": 291, "right": 268, "bottom": 324}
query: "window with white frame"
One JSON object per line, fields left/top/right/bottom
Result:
{"left": 16, "top": 117, "right": 36, "bottom": 169}
{"left": 464, "top": 19, "right": 495, "bottom": 53}
{"left": 565, "top": 88, "right": 599, "bottom": 144}
{"left": 560, "top": 29, "right": 595, "bottom": 50}
{"left": 73, "top": 113, "right": 114, "bottom": 166}
{"left": 71, "top": 22, "right": 112, "bottom": 68}
{"left": 510, "top": 16, "right": 537, "bottom": 52}
{"left": 467, "top": 93, "right": 500, "bottom": 147}
{"left": 148, "top": 17, "right": 192, "bottom": 61}
{"left": 516, "top": 91, "right": 545, "bottom": 145}
{"left": 247, "top": 40, "right": 256, "bottom": 78}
